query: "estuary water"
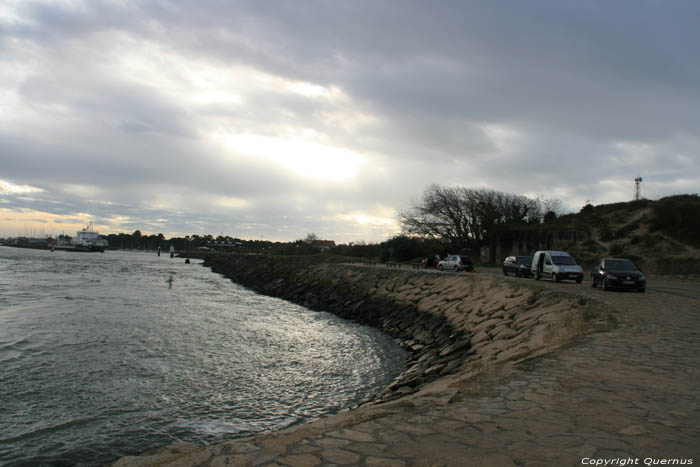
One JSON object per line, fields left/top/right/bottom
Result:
{"left": 0, "top": 247, "right": 405, "bottom": 466}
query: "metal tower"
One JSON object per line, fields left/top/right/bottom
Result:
{"left": 634, "top": 176, "right": 643, "bottom": 201}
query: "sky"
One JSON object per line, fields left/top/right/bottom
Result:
{"left": 1, "top": 0, "right": 699, "bottom": 243}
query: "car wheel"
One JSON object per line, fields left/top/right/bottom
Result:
{"left": 503, "top": 268, "right": 508, "bottom": 276}
{"left": 454, "top": 265, "right": 459, "bottom": 272}
{"left": 438, "top": 265, "right": 443, "bottom": 271}
{"left": 576, "top": 277, "right": 583, "bottom": 284}
{"left": 603, "top": 278, "right": 609, "bottom": 291}
{"left": 553, "top": 273, "right": 559, "bottom": 282}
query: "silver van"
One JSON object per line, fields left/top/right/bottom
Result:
{"left": 531, "top": 250, "right": 583, "bottom": 283}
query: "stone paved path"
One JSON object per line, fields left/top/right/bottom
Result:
{"left": 115, "top": 277, "right": 699, "bottom": 467}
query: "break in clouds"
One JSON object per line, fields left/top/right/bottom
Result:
{"left": 1, "top": 0, "right": 699, "bottom": 242}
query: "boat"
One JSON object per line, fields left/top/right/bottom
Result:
{"left": 54, "top": 224, "right": 108, "bottom": 252}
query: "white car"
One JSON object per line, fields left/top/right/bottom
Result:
{"left": 531, "top": 250, "right": 583, "bottom": 283}
{"left": 437, "top": 255, "right": 474, "bottom": 272}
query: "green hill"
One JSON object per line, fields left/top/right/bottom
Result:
{"left": 511, "top": 195, "right": 700, "bottom": 274}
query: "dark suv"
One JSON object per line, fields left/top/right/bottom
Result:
{"left": 502, "top": 255, "right": 532, "bottom": 277}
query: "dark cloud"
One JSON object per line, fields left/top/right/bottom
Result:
{"left": 1, "top": 0, "right": 699, "bottom": 241}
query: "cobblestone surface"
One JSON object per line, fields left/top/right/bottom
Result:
{"left": 114, "top": 275, "right": 700, "bottom": 467}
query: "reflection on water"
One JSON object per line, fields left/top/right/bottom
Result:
{"left": 0, "top": 247, "right": 404, "bottom": 466}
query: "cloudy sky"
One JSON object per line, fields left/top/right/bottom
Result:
{"left": 1, "top": 0, "right": 699, "bottom": 242}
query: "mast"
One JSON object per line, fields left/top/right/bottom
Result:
{"left": 634, "top": 176, "right": 643, "bottom": 201}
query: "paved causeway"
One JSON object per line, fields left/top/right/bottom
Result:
{"left": 115, "top": 277, "right": 700, "bottom": 467}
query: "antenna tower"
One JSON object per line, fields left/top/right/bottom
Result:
{"left": 634, "top": 176, "right": 643, "bottom": 201}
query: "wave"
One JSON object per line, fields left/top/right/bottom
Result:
{"left": 0, "top": 416, "right": 103, "bottom": 444}
{"left": 0, "top": 336, "right": 30, "bottom": 351}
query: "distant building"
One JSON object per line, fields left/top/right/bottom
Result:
{"left": 312, "top": 240, "right": 336, "bottom": 251}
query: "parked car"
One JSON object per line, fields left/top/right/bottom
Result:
{"left": 437, "top": 255, "right": 475, "bottom": 272}
{"left": 502, "top": 255, "right": 533, "bottom": 277}
{"left": 591, "top": 258, "right": 646, "bottom": 292}
{"left": 531, "top": 250, "right": 583, "bottom": 283}
{"left": 421, "top": 254, "right": 441, "bottom": 268}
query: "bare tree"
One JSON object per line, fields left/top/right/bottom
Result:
{"left": 540, "top": 197, "right": 564, "bottom": 221}
{"left": 398, "top": 185, "right": 479, "bottom": 250}
{"left": 303, "top": 233, "right": 318, "bottom": 244}
{"left": 399, "top": 185, "right": 549, "bottom": 252}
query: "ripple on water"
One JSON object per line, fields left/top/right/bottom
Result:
{"left": 0, "top": 248, "right": 405, "bottom": 466}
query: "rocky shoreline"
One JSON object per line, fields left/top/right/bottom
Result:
{"left": 113, "top": 254, "right": 614, "bottom": 466}
{"left": 202, "top": 255, "right": 610, "bottom": 402}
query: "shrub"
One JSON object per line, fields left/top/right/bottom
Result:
{"left": 579, "top": 203, "right": 594, "bottom": 215}
{"left": 614, "top": 221, "right": 641, "bottom": 239}
{"left": 651, "top": 195, "right": 700, "bottom": 247}
{"left": 598, "top": 220, "right": 614, "bottom": 242}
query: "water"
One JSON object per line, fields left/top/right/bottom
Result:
{"left": 0, "top": 247, "right": 405, "bottom": 466}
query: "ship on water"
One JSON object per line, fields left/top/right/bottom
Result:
{"left": 70, "top": 224, "right": 108, "bottom": 251}
{"left": 2, "top": 226, "right": 108, "bottom": 252}
{"left": 52, "top": 223, "right": 108, "bottom": 252}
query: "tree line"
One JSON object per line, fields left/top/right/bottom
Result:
{"left": 64, "top": 185, "right": 563, "bottom": 262}
{"left": 395, "top": 184, "right": 562, "bottom": 262}
{"left": 99, "top": 231, "right": 339, "bottom": 255}
{"left": 97, "top": 231, "right": 266, "bottom": 252}
{"left": 332, "top": 185, "right": 563, "bottom": 263}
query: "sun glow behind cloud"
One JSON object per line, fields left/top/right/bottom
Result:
{"left": 216, "top": 196, "right": 249, "bottom": 209}
{"left": 330, "top": 207, "right": 401, "bottom": 242}
{"left": 286, "top": 81, "right": 343, "bottom": 100}
{"left": 225, "top": 134, "right": 364, "bottom": 181}
{"left": 340, "top": 212, "right": 396, "bottom": 227}
{"left": 109, "top": 38, "right": 366, "bottom": 182}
